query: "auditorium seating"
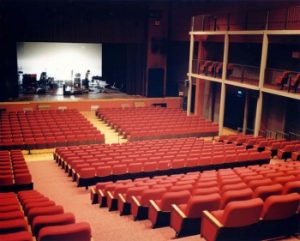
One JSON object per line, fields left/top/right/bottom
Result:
{"left": 276, "top": 71, "right": 291, "bottom": 90}
{"left": 0, "top": 109, "right": 104, "bottom": 150}
{"left": 88, "top": 161, "right": 300, "bottom": 239}
{"left": 277, "top": 142, "right": 300, "bottom": 160}
{"left": 0, "top": 190, "right": 92, "bottom": 241}
{"left": 0, "top": 150, "right": 33, "bottom": 192}
{"left": 95, "top": 107, "right": 218, "bottom": 141}
{"left": 201, "top": 198, "right": 264, "bottom": 241}
{"left": 54, "top": 137, "right": 271, "bottom": 187}
{"left": 217, "top": 134, "right": 300, "bottom": 158}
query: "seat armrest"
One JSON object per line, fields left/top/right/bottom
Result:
{"left": 149, "top": 200, "right": 161, "bottom": 212}
{"left": 90, "top": 187, "right": 96, "bottom": 195}
{"left": 132, "top": 196, "right": 140, "bottom": 206}
{"left": 107, "top": 191, "right": 114, "bottom": 199}
{"left": 202, "top": 210, "right": 223, "bottom": 228}
{"left": 171, "top": 204, "right": 186, "bottom": 219}
{"left": 98, "top": 189, "right": 104, "bottom": 197}
{"left": 118, "top": 193, "right": 126, "bottom": 203}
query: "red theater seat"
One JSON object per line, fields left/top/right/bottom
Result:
{"left": 253, "top": 184, "right": 283, "bottom": 200}
{"left": 258, "top": 193, "right": 300, "bottom": 239}
{"left": 201, "top": 198, "right": 263, "bottom": 241}
{"left": 38, "top": 222, "right": 91, "bottom": 241}
{"left": 0, "top": 231, "right": 33, "bottom": 241}
{"left": 282, "top": 181, "right": 300, "bottom": 194}
{"left": 0, "top": 218, "right": 28, "bottom": 234}
{"left": 148, "top": 190, "right": 191, "bottom": 228}
{"left": 131, "top": 188, "right": 167, "bottom": 221}
{"left": 32, "top": 213, "right": 76, "bottom": 237}
{"left": 220, "top": 188, "right": 253, "bottom": 209}
{"left": 27, "top": 205, "right": 64, "bottom": 224}
{"left": 0, "top": 211, "right": 24, "bottom": 221}
{"left": 170, "top": 193, "right": 221, "bottom": 237}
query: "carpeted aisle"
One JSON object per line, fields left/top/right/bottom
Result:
{"left": 27, "top": 160, "right": 202, "bottom": 241}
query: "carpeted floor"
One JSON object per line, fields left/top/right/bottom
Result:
{"left": 27, "top": 159, "right": 300, "bottom": 241}
{"left": 27, "top": 160, "right": 203, "bottom": 241}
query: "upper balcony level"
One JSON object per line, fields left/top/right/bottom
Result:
{"left": 192, "top": 5, "right": 300, "bottom": 32}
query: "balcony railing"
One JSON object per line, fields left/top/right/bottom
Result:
{"left": 227, "top": 63, "right": 260, "bottom": 86}
{"left": 192, "top": 5, "right": 300, "bottom": 32}
{"left": 264, "top": 68, "right": 300, "bottom": 93}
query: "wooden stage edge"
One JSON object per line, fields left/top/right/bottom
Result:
{"left": 0, "top": 97, "right": 182, "bottom": 112}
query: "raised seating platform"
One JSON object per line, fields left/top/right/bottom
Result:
{"left": 54, "top": 137, "right": 271, "bottom": 187}
{"left": 0, "top": 150, "right": 33, "bottom": 192}
{"left": 89, "top": 161, "right": 300, "bottom": 239}
{"left": 0, "top": 109, "right": 104, "bottom": 151}
{"left": 96, "top": 107, "right": 218, "bottom": 141}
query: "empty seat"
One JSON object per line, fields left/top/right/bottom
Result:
{"left": 220, "top": 188, "right": 253, "bottom": 209}
{"left": 38, "top": 222, "right": 91, "bottom": 241}
{"left": 148, "top": 190, "right": 191, "bottom": 228}
{"left": 170, "top": 193, "right": 221, "bottom": 237}
{"left": 253, "top": 184, "right": 283, "bottom": 200}
{"left": 27, "top": 205, "right": 64, "bottom": 224}
{"left": 118, "top": 186, "right": 147, "bottom": 216}
{"left": 0, "top": 211, "right": 24, "bottom": 221}
{"left": 282, "top": 181, "right": 300, "bottom": 194}
{"left": 32, "top": 213, "right": 76, "bottom": 237}
{"left": 24, "top": 201, "right": 56, "bottom": 215}
{"left": 257, "top": 193, "right": 300, "bottom": 239}
{"left": 0, "top": 231, "right": 33, "bottom": 241}
{"left": 201, "top": 198, "right": 264, "bottom": 241}
{"left": 0, "top": 218, "right": 28, "bottom": 234}
{"left": 131, "top": 188, "right": 167, "bottom": 220}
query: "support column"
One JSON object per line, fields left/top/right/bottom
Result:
{"left": 218, "top": 34, "right": 229, "bottom": 135}
{"left": 243, "top": 90, "right": 249, "bottom": 134}
{"left": 254, "top": 33, "right": 268, "bottom": 136}
{"left": 187, "top": 20, "right": 195, "bottom": 116}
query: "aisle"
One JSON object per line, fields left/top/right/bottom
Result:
{"left": 27, "top": 160, "right": 202, "bottom": 241}
{"left": 81, "top": 111, "right": 127, "bottom": 144}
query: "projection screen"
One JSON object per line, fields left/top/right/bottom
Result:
{"left": 17, "top": 42, "right": 102, "bottom": 82}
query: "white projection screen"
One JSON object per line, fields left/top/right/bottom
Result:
{"left": 17, "top": 42, "right": 102, "bottom": 81}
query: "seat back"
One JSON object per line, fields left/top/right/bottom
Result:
{"left": 282, "top": 181, "right": 300, "bottom": 194}
{"left": 222, "top": 198, "right": 263, "bottom": 228}
{"left": 262, "top": 193, "right": 300, "bottom": 220}
{"left": 140, "top": 188, "right": 166, "bottom": 206}
{"left": 185, "top": 193, "right": 221, "bottom": 218}
{"left": 38, "top": 222, "right": 91, "bottom": 241}
{"left": 221, "top": 188, "right": 253, "bottom": 209}
{"left": 253, "top": 184, "right": 283, "bottom": 200}
{"left": 160, "top": 190, "right": 191, "bottom": 211}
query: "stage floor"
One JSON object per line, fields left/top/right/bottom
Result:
{"left": 14, "top": 86, "right": 139, "bottom": 102}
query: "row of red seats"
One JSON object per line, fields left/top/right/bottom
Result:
{"left": 0, "top": 133, "right": 104, "bottom": 150}
{"left": 89, "top": 161, "right": 300, "bottom": 239}
{"left": 96, "top": 107, "right": 219, "bottom": 140}
{"left": 217, "top": 134, "right": 300, "bottom": 157}
{"left": 54, "top": 138, "right": 271, "bottom": 187}
{"left": 0, "top": 109, "right": 105, "bottom": 149}
{"left": 0, "top": 190, "right": 92, "bottom": 241}
{"left": 0, "top": 150, "right": 32, "bottom": 192}
{"left": 277, "top": 142, "right": 300, "bottom": 160}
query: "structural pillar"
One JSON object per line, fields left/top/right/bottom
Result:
{"left": 243, "top": 90, "right": 249, "bottom": 134}
{"left": 254, "top": 33, "right": 268, "bottom": 136}
{"left": 187, "top": 18, "right": 195, "bottom": 116}
{"left": 218, "top": 33, "right": 229, "bottom": 135}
